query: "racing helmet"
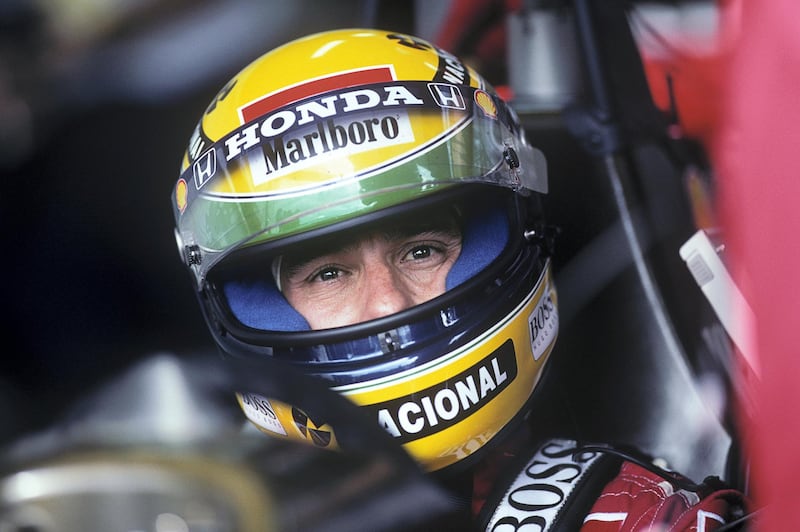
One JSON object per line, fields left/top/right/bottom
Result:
{"left": 172, "top": 29, "right": 559, "bottom": 472}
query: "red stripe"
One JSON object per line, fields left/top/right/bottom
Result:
{"left": 241, "top": 67, "right": 395, "bottom": 122}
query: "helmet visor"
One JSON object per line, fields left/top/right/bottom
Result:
{"left": 173, "top": 81, "right": 547, "bottom": 283}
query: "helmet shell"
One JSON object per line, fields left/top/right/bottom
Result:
{"left": 172, "top": 29, "right": 555, "bottom": 473}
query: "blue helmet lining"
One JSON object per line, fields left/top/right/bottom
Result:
{"left": 222, "top": 207, "right": 510, "bottom": 331}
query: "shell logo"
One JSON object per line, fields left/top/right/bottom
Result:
{"left": 474, "top": 90, "right": 497, "bottom": 119}
{"left": 175, "top": 178, "right": 188, "bottom": 213}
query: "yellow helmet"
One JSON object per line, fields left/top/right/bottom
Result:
{"left": 172, "top": 29, "right": 557, "bottom": 473}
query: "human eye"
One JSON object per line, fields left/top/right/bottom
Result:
{"left": 402, "top": 243, "right": 438, "bottom": 263}
{"left": 310, "top": 265, "right": 345, "bottom": 283}
{"left": 283, "top": 259, "right": 349, "bottom": 289}
{"left": 399, "top": 236, "right": 461, "bottom": 268}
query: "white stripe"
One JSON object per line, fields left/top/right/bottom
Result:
{"left": 697, "top": 510, "right": 725, "bottom": 532}
{"left": 583, "top": 512, "right": 628, "bottom": 524}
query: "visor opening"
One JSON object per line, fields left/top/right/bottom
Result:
{"left": 221, "top": 205, "right": 510, "bottom": 332}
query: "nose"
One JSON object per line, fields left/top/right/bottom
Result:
{"left": 358, "top": 260, "right": 415, "bottom": 322}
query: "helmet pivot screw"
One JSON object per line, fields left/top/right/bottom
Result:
{"left": 503, "top": 147, "right": 520, "bottom": 169}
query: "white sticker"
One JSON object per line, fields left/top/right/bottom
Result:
{"left": 528, "top": 285, "right": 558, "bottom": 360}
{"left": 239, "top": 393, "right": 287, "bottom": 436}
{"left": 486, "top": 439, "right": 603, "bottom": 532}
{"left": 244, "top": 109, "right": 415, "bottom": 187}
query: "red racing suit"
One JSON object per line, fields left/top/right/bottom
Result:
{"left": 474, "top": 438, "right": 747, "bottom": 531}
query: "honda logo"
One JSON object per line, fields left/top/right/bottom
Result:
{"left": 428, "top": 83, "right": 465, "bottom": 110}
{"left": 193, "top": 148, "right": 217, "bottom": 189}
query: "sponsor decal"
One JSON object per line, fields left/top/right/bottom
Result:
{"left": 226, "top": 85, "right": 424, "bottom": 160}
{"left": 246, "top": 112, "right": 412, "bottom": 186}
{"left": 192, "top": 148, "right": 216, "bottom": 189}
{"left": 239, "top": 67, "right": 396, "bottom": 123}
{"left": 292, "top": 406, "right": 332, "bottom": 447}
{"left": 188, "top": 127, "right": 206, "bottom": 162}
{"left": 223, "top": 85, "right": 423, "bottom": 187}
{"left": 175, "top": 179, "right": 188, "bottom": 213}
{"left": 174, "top": 81, "right": 511, "bottom": 213}
{"left": 434, "top": 46, "right": 469, "bottom": 85}
{"left": 205, "top": 77, "right": 237, "bottom": 116}
{"left": 382, "top": 33, "right": 469, "bottom": 85}
{"left": 387, "top": 33, "right": 433, "bottom": 52}
{"left": 370, "top": 339, "right": 518, "bottom": 444}
{"left": 486, "top": 439, "right": 603, "bottom": 532}
{"left": 529, "top": 285, "right": 558, "bottom": 360}
{"left": 239, "top": 393, "right": 287, "bottom": 436}
{"left": 475, "top": 89, "right": 498, "bottom": 119}
{"left": 437, "top": 431, "right": 493, "bottom": 463}
{"left": 428, "top": 83, "right": 465, "bottom": 110}
{"left": 186, "top": 121, "right": 216, "bottom": 165}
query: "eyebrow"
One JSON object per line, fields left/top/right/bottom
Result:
{"left": 282, "top": 221, "right": 462, "bottom": 276}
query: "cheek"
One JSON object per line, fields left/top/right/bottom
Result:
{"left": 306, "top": 312, "right": 353, "bottom": 330}
{"left": 303, "top": 301, "right": 352, "bottom": 329}
{"left": 403, "top": 258, "right": 456, "bottom": 300}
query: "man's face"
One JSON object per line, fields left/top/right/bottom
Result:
{"left": 280, "top": 216, "right": 462, "bottom": 329}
